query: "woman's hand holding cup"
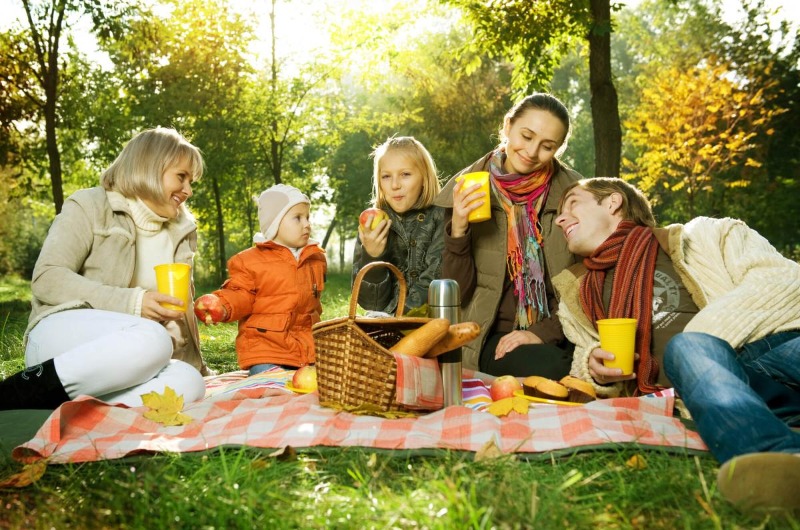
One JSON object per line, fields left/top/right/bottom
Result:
{"left": 451, "top": 178, "right": 486, "bottom": 238}
{"left": 142, "top": 290, "right": 185, "bottom": 321}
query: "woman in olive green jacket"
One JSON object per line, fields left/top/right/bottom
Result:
{"left": 434, "top": 93, "right": 582, "bottom": 378}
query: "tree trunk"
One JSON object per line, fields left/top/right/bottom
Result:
{"left": 588, "top": 0, "right": 621, "bottom": 177}
{"left": 44, "top": 87, "right": 64, "bottom": 215}
{"left": 321, "top": 216, "right": 337, "bottom": 249}
{"left": 268, "top": 0, "right": 282, "bottom": 185}
{"left": 31, "top": 0, "right": 66, "bottom": 214}
{"left": 212, "top": 175, "right": 227, "bottom": 284}
{"left": 339, "top": 235, "right": 345, "bottom": 273}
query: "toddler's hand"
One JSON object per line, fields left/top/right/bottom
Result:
{"left": 193, "top": 294, "right": 227, "bottom": 325}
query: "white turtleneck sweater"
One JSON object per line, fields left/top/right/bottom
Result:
{"left": 127, "top": 198, "right": 175, "bottom": 315}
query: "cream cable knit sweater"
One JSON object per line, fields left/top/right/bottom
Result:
{"left": 553, "top": 217, "right": 800, "bottom": 397}
{"left": 126, "top": 198, "right": 173, "bottom": 316}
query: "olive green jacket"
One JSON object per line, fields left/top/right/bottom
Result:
{"left": 433, "top": 154, "right": 582, "bottom": 370}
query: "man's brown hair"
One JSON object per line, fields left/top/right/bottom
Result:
{"left": 559, "top": 177, "right": 657, "bottom": 227}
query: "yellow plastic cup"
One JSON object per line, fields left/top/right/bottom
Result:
{"left": 154, "top": 263, "right": 191, "bottom": 311}
{"left": 597, "top": 318, "right": 637, "bottom": 375}
{"left": 456, "top": 171, "right": 491, "bottom": 223}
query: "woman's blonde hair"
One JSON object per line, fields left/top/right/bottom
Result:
{"left": 371, "top": 136, "right": 441, "bottom": 210}
{"left": 100, "top": 127, "right": 204, "bottom": 205}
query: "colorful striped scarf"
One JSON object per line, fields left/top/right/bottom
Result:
{"left": 488, "top": 150, "right": 553, "bottom": 328}
{"left": 579, "top": 220, "right": 662, "bottom": 394}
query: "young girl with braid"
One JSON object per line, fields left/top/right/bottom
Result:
{"left": 434, "top": 93, "right": 583, "bottom": 378}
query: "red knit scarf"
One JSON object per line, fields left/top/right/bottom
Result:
{"left": 579, "top": 220, "right": 662, "bottom": 394}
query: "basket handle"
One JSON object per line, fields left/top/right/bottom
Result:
{"left": 350, "top": 261, "right": 407, "bottom": 318}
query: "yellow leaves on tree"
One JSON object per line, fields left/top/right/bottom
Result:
{"left": 623, "top": 58, "right": 786, "bottom": 218}
{"left": 141, "top": 386, "right": 193, "bottom": 426}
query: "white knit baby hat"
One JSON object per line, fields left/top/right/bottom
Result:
{"left": 256, "top": 184, "right": 310, "bottom": 242}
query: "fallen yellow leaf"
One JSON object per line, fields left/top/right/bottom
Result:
{"left": 511, "top": 396, "right": 530, "bottom": 415}
{"left": 474, "top": 439, "right": 505, "bottom": 461}
{"left": 0, "top": 460, "right": 47, "bottom": 488}
{"left": 318, "top": 401, "right": 418, "bottom": 418}
{"left": 486, "top": 396, "right": 530, "bottom": 417}
{"left": 626, "top": 454, "right": 647, "bottom": 470}
{"left": 141, "top": 386, "right": 193, "bottom": 426}
{"left": 486, "top": 397, "right": 514, "bottom": 416}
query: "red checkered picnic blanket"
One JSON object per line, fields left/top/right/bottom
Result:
{"left": 13, "top": 370, "right": 706, "bottom": 464}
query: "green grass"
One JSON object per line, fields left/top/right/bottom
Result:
{"left": 1, "top": 273, "right": 799, "bottom": 529}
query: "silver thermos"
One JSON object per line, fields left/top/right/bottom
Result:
{"left": 428, "top": 279, "right": 463, "bottom": 406}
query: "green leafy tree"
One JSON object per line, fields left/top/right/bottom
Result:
{"left": 443, "top": 0, "right": 622, "bottom": 177}
{"left": 320, "top": 1, "right": 515, "bottom": 266}
{"left": 4, "top": 0, "right": 138, "bottom": 214}
{"left": 619, "top": 0, "right": 798, "bottom": 247}
{"left": 98, "top": 0, "right": 256, "bottom": 282}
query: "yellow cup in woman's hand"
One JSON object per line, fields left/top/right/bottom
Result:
{"left": 154, "top": 263, "right": 191, "bottom": 311}
{"left": 456, "top": 171, "right": 491, "bottom": 223}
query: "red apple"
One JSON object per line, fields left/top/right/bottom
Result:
{"left": 359, "top": 208, "right": 389, "bottom": 230}
{"left": 292, "top": 365, "right": 318, "bottom": 391}
{"left": 193, "top": 294, "right": 226, "bottom": 325}
{"left": 490, "top": 375, "right": 523, "bottom": 401}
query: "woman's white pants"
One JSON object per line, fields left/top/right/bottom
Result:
{"left": 25, "top": 309, "right": 205, "bottom": 407}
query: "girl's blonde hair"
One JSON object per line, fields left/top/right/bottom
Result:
{"left": 371, "top": 136, "right": 441, "bottom": 210}
{"left": 100, "top": 127, "right": 204, "bottom": 205}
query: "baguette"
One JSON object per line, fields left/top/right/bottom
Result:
{"left": 423, "top": 321, "right": 481, "bottom": 358}
{"left": 389, "top": 318, "right": 450, "bottom": 357}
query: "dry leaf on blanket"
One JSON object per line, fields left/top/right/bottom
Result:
{"left": 0, "top": 460, "right": 47, "bottom": 488}
{"left": 141, "top": 386, "right": 193, "bottom": 426}
{"left": 319, "top": 401, "right": 419, "bottom": 418}
{"left": 474, "top": 439, "right": 508, "bottom": 461}
{"left": 268, "top": 446, "right": 297, "bottom": 461}
{"left": 486, "top": 396, "right": 529, "bottom": 417}
{"left": 512, "top": 396, "right": 530, "bottom": 415}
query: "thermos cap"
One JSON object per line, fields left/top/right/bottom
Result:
{"left": 428, "top": 279, "right": 460, "bottom": 307}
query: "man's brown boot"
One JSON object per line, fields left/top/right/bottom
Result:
{"left": 717, "top": 452, "right": 800, "bottom": 514}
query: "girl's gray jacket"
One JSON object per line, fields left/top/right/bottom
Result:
{"left": 351, "top": 205, "right": 445, "bottom": 314}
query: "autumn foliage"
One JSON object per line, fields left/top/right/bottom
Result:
{"left": 624, "top": 59, "right": 786, "bottom": 219}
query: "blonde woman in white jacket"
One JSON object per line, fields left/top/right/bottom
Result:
{"left": 552, "top": 177, "right": 800, "bottom": 514}
{"left": 0, "top": 127, "right": 208, "bottom": 410}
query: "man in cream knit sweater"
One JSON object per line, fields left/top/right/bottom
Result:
{"left": 552, "top": 177, "right": 800, "bottom": 515}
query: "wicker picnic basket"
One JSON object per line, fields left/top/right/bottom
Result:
{"left": 313, "top": 261, "right": 433, "bottom": 412}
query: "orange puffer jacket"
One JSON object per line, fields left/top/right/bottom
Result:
{"left": 214, "top": 241, "right": 327, "bottom": 369}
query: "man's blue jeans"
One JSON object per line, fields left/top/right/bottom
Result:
{"left": 664, "top": 331, "right": 800, "bottom": 463}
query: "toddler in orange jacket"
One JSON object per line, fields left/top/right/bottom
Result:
{"left": 194, "top": 184, "right": 327, "bottom": 374}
